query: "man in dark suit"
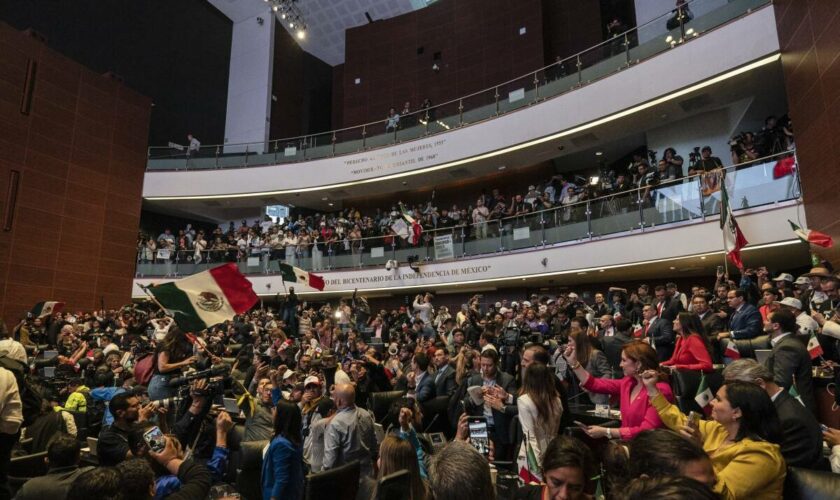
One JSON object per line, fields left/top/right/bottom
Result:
{"left": 465, "top": 349, "right": 517, "bottom": 459}
{"left": 719, "top": 289, "right": 763, "bottom": 340}
{"left": 641, "top": 304, "right": 674, "bottom": 361}
{"left": 603, "top": 318, "right": 634, "bottom": 378}
{"left": 654, "top": 285, "right": 683, "bottom": 322}
{"left": 764, "top": 309, "right": 816, "bottom": 414}
{"left": 693, "top": 294, "right": 726, "bottom": 362}
{"left": 723, "top": 358, "right": 824, "bottom": 469}
{"left": 408, "top": 352, "right": 436, "bottom": 404}
{"left": 432, "top": 347, "right": 457, "bottom": 398}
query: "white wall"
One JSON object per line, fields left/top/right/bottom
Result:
{"left": 143, "top": 6, "right": 778, "bottom": 199}
{"left": 223, "top": 8, "right": 275, "bottom": 153}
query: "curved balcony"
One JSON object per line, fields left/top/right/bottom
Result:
{"left": 134, "top": 152, "right": 807, "bottom": 296}
{"left": 143, "top": 0, "right": 775, "bottom": 200}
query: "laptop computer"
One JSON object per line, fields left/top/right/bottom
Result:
{"left": 754, "top": 349, "right": 772, "bottom": 365}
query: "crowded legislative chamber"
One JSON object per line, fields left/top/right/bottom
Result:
{"left": 1, "top": 0, "right": 840, "bottom": 499}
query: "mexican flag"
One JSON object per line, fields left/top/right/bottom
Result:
{"left": 694, "top": 372, "right": 713, "bottom": 415}
{"left": 807, "top": 332, "right": 824, "bottom": 359}
{"left": 278, "top": 263, "right": 325, "bottom": 291}
{"left": 789, "top": 220, "right": 833, "bottom": 248}
{"left": 146, "top": 263, "right": 258, "bottom": 332}
{"left": 517, "top": 434, "right": 542, "bottom": 484}
{"left": 772, "top": 155, "right": 796, "bottom": 179}
{"left": 720, "top": 180, "right": 748, "bottom": 270}
{"left": 399, "top": 202, "right": 423, "bottom": 245}
{"left": 30, "top": 301, "right": 65, "bottom": 318}
{"left": 724, "top": 339, "right": 741, "bottom": 359}
{"left": 788, "top": 383, "right": 805, "bottom": 406}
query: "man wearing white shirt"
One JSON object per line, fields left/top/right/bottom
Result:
{"left": 186, "top": 133, "right": 200, "bottom": 157}
{"left": 413, "top": 293, "right": 434, "bottom": 326}
{"left": 775, "top": 297, "right": 819, "bottom": 339}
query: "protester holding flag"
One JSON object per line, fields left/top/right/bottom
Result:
{"left": 641, "top": 371, "right": 785, "bottom": 500}
{"left": 148, "top": 327, "right": 197, "bottom": 401}
{"left": 516, "top": 363, "right": 562, "bottom": 483}
{"left": 762, "top": 309, "right": 816, "bottom": 414}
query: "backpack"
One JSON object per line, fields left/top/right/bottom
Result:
{"left": 0, "top": 354, "right": 45, "bottom": 427}
{"left": 133, "top": 353, "right": 155, "bottom": 385}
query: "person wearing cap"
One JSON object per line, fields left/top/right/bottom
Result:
{"left": 772, "top": 273, "right": 794, "bottom": 298}
{"left": 802, "top": 267, "right": 833, "bottom": 313}
{"left": 763, "top": 309, "right": 816, "bottom": 415}
{"left": 300, "top": 375, "right": 325, "bottom": 439}
{"left": 776, "top": 297, "right": 819, "bottom": 339}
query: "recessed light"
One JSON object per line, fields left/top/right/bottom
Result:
{"left": 328, "top": 202, "right": 334, "bottom": 206}
{"left": 700, "top": 256, "right": 706, "bottom": 260}
{"left": 402, "top": 181, "right": 407, "bottom": 185}
{"left": 521, "top": 278, "right": 526, "bottom": 281}
{"left": 577, "top": 272, "right": 587, "bottom": 275}
{"left": 498, "top": 165, "right": 506, "bottom": 171}
{"left": 598, "top": 269, "right": 604, "bottom": 272}
{"left": 595, "top": 151, "right": 603, "bottom": 156}
{"left": 669, "top": 266, "right": 676, "bottom": 270}
{"left": 321, "top": 197, "right": 328, "bottom": 201}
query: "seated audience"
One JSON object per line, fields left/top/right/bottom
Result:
{"left": 13, "top": 433, "right": 94, "bottom": 500}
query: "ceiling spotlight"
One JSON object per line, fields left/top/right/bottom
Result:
{"left": 669, "top": 266, "right": 676, "bottom": 270}
{"left": 328, "top": 202, "right": 334, "bottom": 206}
{"left": 497, "top": 165, "right": 506, "bottom": 171}
{"left": 272, "top": 5, "right": 278, "bottom": 11}
{"left": 281, "top": 13, "right": 286, "bottom": 19}
{"left": 321, "top": 197, "right": 328, "bottom": 201}
{"left": 297, "top": 29, "right": 306, "bottom": 40}
{"left": 595, "top": 151, "right": 603, "bottom": 156}
{"left": 289, "top": 21, "right": 295, "bottom": 28}
{"left": 700, "top": 256, "right": 707, "bottom": 260}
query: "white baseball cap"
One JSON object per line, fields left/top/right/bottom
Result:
{"left": 772, "top": 273, "right": 794, "bottom": 282}
{"left": 774, "top": 297, "right": 802, "bottom": 310}
{"left": 794, "top": 275, "right": 810, "bottom": 285}
{"left": 283, "top": 370, "right": 297, "bottom": 381}
{"left": 304, "top": 376, "right": 321, "bottom": 387}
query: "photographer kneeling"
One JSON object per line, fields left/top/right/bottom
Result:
{"left": 116, "top": 433, "right": 212, "bottom": 500}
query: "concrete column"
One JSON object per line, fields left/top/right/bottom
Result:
{"left": 223, "top": 7, "right": 275, "bottom": 153}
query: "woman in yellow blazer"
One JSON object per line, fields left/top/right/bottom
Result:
{"left": 640, "top": 370, "right": 785, "bottom": 500}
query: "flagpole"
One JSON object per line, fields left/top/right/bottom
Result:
{"left": 138, "top": 284, "right": 171, "bottom": 316}
{"left": 720, "top": 172, "right": 731, "bottom": 279}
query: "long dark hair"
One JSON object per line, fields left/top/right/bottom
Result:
{"left": 676, "top": 312, "right": 711, "bottom": 352}
{"left": 519, "top": 363, "right": 560, "bottom": 423}
{"left": 273, "top": 400, "right": 303, "bottom": 446}
{"left": 723, "top": 381, "right": 781, "bottom": 443}
{"left": 160, "top": 326, "right": 191, "bottom": 361}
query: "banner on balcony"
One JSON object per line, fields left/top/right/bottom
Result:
{"left": 513, "top": 227, "right": 531, "bottom": 241}
{"left": 370, "top": 247, "right": 385, "bottom": 258}
{"left": 156, "top": 249, "right": 171, "bottom": 260}
{"left": 434, "top": 234, "right": 454, "bottom": 260}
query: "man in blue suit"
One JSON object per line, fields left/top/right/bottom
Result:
{"left": 718, "top": 289, "right": 763, "bottom": 340}
{"left": 641, "top": 304, "right": 674, "bottom": 361}
{"left": 408, "top": 352, "right": 435, "bottom": 403}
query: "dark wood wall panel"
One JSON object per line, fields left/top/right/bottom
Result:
{"left": 773, "top": 0, "right": 840, "bottom": 266}
{"left": 340, "top": 0, "right": 546, "bottom": 128}
{"left": 0, "top": 21, "right": 150, "bottom": 327}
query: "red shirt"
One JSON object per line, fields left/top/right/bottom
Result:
{"left": 661, "top": 334, "right": 713, "bottom": 373}
{"left": 582, "top": 375, "right": 674, "bottom": 440}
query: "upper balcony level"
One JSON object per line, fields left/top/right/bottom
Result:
{"left": 142, "top": 0, "right": 778, "bottom": 202}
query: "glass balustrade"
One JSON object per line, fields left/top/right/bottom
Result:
{"left": 145, "top": 0, "right": 772, "bottom": 171}
{"left": 135, "top": 152, "right": 800, "bottom": 278}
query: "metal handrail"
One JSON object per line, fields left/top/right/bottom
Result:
{"left": 137, "top": 150, "right": 797, "bottom": 263}
{"left": 147, "top": 0, "right": 766, "bottom": 162}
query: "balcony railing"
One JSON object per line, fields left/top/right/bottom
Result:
{"left": 136, "top": 151, "right": 802, "bottom": 278}
{"left": 146, "top": 0, "right": 771, "bottom": 171}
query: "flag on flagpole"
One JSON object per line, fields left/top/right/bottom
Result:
{"left": 788, "top": 383, "right": 805, "bottom": 406}
{"left": 789, "top": 220, "right": 833, "bottom": 248}
{"left": 30, "top": 301, "right": 65, "bottom": 318}
{"left": 517, "top": 433, "right": 542, "bottom": 484}
{"left": 724, "top": 339, "right": 741, "bottom": 359}
{"left": 278, "top": 263, "right": 325, "bottom": 291}
{"left": 807, "top": 332, "right": 824, "bottom": 359}
{"left": 399, "top": 202, "right": 423, "bottom": 245}
{"left": 694, "top": 372, "right": 714, "bottom": 415}
{"left": 721, "top": 180, "right": 748, "bottom": 270}
{"left": 146, "top": 263, "right": 258, "bottom": 332}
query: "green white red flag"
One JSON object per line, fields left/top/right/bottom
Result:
{"left": 30, "top": 301, "right": 64, "bottom": 318}
{"left": 278, "top": 263, "right": 325, "bottom": 291}
{"left": 146, "top": 263, "right": 258, "bottom": 332}
{"left": 694, "top": 372, "right": 713, "bottom": 416}
{"left": 789, "top": 220, "right": 833, "bottom": 248}
{"left": 724, "top": 339, "right": 741, "bottom": 359}
{"left": 807, "top": 332, "right": 824, "bottom": 359}
{"left": 720, "top": 180, "right": 748, "bottom": 270}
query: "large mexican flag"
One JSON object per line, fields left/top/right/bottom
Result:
{"left": 147, "top": 263, "right": 258, "bottom": 332}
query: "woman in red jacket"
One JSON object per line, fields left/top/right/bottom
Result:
{"left": 661, "top": 312, "right": 714, "bottom": 373}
